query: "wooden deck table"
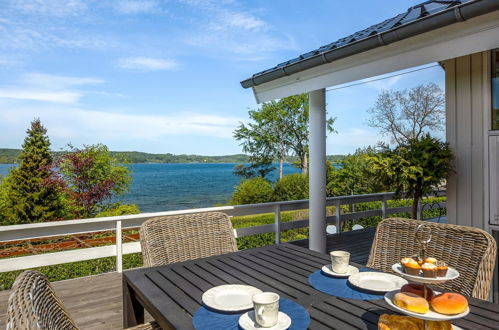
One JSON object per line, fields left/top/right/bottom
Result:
{"left": 123, "top": 243, "right": 499, "bottom": 330}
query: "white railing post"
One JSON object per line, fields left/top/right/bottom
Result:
{"left": 350, "top": 190, "right": 356, "bottom": 213}
{"left": 335, "top": 199, "right": 341, "bottom": 233}
{"left": 116, "top": 220, "right": 123, "bottom": 273}
{"left": 381, "top": 196, "right": 388, "bottom": 219}
{"left": 274, "top": 205, "right": 281, "bottom": 244}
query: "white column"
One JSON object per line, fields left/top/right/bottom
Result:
{"left": 308, "top": 89, "right": 327, "bottom": 253}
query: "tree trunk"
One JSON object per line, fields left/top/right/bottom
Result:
{"left": 302, "top": 153, "right": 308, "bottom": 175}
{"left": 279, "top": 158, "right": 283, "bottom": 179}
{"left": 411, "top": 197, "right": 419, "bottom": 220}
{"left": 412, "top": 186, "right": 423, "bottom": 219}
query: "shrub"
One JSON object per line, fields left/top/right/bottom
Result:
{"left": 230, "top": 177, "right": 273, "bottom": 205}
{"left": 45, "top": 144, "right": 132, "bottom": 219}
{"left": 272, "top": 173, "right": 308, "bottom": 201}
{"left": 96, "top": 203, "right": 140, "bottom": 217}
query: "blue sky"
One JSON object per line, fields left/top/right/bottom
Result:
{"left": 0, "top": 0, "right": 444, "bottom": 156}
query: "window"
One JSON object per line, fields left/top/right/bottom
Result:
{"left": 493, "top": 49, "right": 499, "bottom": 130}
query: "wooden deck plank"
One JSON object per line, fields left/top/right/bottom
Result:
{"left": 0, "top": 271, "right": 154, "bottom": 330}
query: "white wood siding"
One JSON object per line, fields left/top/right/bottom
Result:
{"left": 444, "top": 51, "right": 490, "bottom": 228}
{"left": 490, "top": 135, "right": 499, "bottom": 226}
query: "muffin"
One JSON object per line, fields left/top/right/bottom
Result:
{"left": 425, "top": 257, "right": 438, "bottom": 264}
{"left": 436, "top": 261, "right": 448, "bottom": 277}
{"left": 421, "top": 262, "right": 437, "bottom": 278}
{"left": 404, "top": 259, "right": 422, "bottom": 276}
{"left": 401, "top": 257, "right": 413, "bottom": 267}
{"left": 411, "top": 254, "right": 424, "bottom": 266}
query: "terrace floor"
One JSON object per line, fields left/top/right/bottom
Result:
{"left": 0, "top": 228, "right": 376, "bottom": 329}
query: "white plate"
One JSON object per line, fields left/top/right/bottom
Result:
{"left": 321, "top": 264, "right": 359, "bottom": 278}
{"left": 348, "top": 272, "right": 408, "bottom": 292}
{"left": 239, "top": 311, "right": 291, "bottom": 330}
{"left": 392, "top": 263, "right": 460, "bottom": 284}
{"left": 384, "top": 290, "right": 470, "bottom": 321}
{"left": 202, "top": 285, "right": 262, "bottom": 312}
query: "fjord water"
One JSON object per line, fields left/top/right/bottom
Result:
{"left": 0, "top": 163, "right": 300, "bottom": 212}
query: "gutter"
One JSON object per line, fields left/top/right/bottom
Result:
{"left": 240, "top": 0, "right": 499, "bottom": 89}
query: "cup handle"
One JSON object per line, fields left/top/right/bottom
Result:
{"left": 256, "top": 306, "right": 264, "bottom": 317}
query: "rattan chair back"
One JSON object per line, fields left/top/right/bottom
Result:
{"left": 6, "top": 270, "right": 79, "bottom": 330}
{"left": 367, "top": 218, "right": 497, "bottom": 300}
{"left": 140, "top": 212, "right": 238, "bottom": 267}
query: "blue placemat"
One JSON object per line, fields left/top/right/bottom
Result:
{"left": 192, "top": 297, "right": 310, "bottom": 330}
{"left": 308, "top": 268, "right": 385, "bottom": 300}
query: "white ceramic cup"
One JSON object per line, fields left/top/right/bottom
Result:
{"left": 330, "top": 250, "right": 350, "bottom": 274}
{"left": 252, "top": 292, "right": 279, "bottom": 328}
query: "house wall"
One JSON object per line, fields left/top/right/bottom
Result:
{"left": 443, "top": 51, "right": 490, "bottom": 229}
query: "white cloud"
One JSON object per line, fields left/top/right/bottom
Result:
{"left": 0, "top": 88, "right": 82, "bottom": 103}
{"left": 113, "top": 0, "right": 163, "bottom": 14}
{"left": 0, "top": 1, "right": 113, "bottom": 51}
{"left": 0, "top": 105, "right": 242, "bottom": 143}
{"left": 21, "top": 73, "right": 104, "bottom": 89}
{"left": 0, "top": 73, "right": 105, "bottom": 104}
{"left": 0, "top": 56, "right": 21, "bottom": 68}
{"left": 0, "top": 22, "right": 111, "bottom": 51}
{"left": 117, "top": 57, "right": 179, "bottom": 71}
{"left": 178, "top": 0, "right": 296, "bottom": 56}
{"left": 211, "top": 11, "right": 268, "bottom": 32}
{"left": 9, "top": 0, "right": 88, "bottom": 17}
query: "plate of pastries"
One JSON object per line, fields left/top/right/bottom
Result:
{"left": 392, "top": 257, "right": 459, "bottom": 284}
{"left": 384, "top": 283, "right": 469, "bottom": 321}
{"left": 378, "top": 314, "right": 463, "bottom": 330}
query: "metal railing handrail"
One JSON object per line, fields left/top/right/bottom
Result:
{"left": 0, "top": 191, "right": 445, "bottom": 273}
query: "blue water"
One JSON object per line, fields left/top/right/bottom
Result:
{"left": 0, "top": 163, "right": 301, "bottom": 212}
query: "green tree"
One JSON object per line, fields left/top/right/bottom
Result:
{"left": 327, "top": 147, "right": 388, "bottom": 196}
{"left": 234, "top": 94, "right": 335, "bottom": 179}
{"left": 0, "top": 119, "right": 66, "bottom": 225}
{"left": 46, "top": 144, "right": 131, "bottom": 219}
{"left": 232, "top": 160, "right": 275, "bottom": 179}
{"left": 230, "top": 177, "right": 273, "bottom": 205}
{"left": 369, "top": 135, "right": 453, "bottom": 219}
{"left": 273, "top": 173, "right": 309, "bottom": 201}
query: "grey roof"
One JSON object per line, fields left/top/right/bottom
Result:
{"left": 241, "top": 0, "right": 499, "bottom": 89}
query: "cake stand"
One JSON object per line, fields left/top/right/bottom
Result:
{"left": 385, "top": 224, "right": 468, "bottom": 330}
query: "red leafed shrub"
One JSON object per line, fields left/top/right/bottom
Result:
{"left": 44, "top": 144, "right": 131, "bottom": 219}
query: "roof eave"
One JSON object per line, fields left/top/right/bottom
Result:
{"left": 241, "top": 0, "right": 499, "bottom": 89}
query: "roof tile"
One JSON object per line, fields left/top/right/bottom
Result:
{"left": 249, "top": 0, "right": 468, "bottom": 79}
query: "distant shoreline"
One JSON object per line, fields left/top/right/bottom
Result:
{"left": 0, "top": 148, "right": 345, "bottom": 165}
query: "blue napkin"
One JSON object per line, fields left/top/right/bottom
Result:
{"left": 192, "top": 297, "right": 310, "bottom": 330}
{"left": 308, "top": 267, "right": 385, "bottom": 300}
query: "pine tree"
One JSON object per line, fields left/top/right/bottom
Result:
{"left": 1, "top": 119, "right": 65, "bottom": 224}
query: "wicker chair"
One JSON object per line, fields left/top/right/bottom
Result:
{"left": 367, "top": 218, "right": 497, "bottom": 300}
{"left": 6, "top": 270, "right": 160, "bottom": 330}
{"left": 140, "top": 212, "right": 238, "bottom": 267}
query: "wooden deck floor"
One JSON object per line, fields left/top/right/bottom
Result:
{"left": 0, "top": 228, "right": 376, "bottom": 329}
